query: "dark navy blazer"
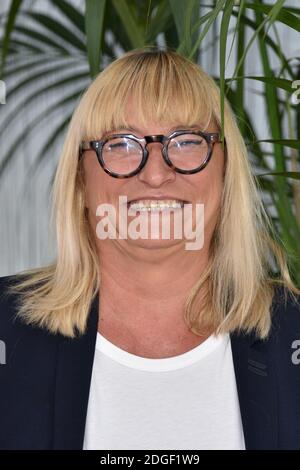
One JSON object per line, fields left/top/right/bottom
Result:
{"left": 1, "top": 273, "right": 300, "bottom": 450}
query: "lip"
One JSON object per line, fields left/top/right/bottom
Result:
{"left": 126, "top": 196, "right": 189, "bottom": 205}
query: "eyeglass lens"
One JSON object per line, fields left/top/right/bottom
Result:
{"left": 101, "top": 133, "right": 209, "bottom": 175}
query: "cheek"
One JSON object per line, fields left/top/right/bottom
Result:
{"left": 84, "top": 171, "right": 101, "bottom": 210}
{"left": 192, "top": 166, "right": 223, "bottom": 202}
{"left": 83, "top": 155, "right": 126, "bottom": 210}
{"left": 83, "top": 155, "right": 108, "bottom": 208}
{"left": 202, "top": 152, "right": 225, "bottom": 203}
{"left": 189, "top": 162, "right": 224, "bottom": 232}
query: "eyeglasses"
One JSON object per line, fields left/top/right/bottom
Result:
{"left": 79, "top": 128, "right": 223, "bottom": 178}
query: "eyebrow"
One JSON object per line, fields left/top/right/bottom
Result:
{"left": 105, "top": 124, "right": 202, "bottom": 136}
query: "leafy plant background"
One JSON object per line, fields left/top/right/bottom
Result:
{"left": 0, "top": 0, "right": 300, "bottom": 285}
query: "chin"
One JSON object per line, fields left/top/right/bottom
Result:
{"left": 125, "top": 236, "right": 185, "bottom": 250}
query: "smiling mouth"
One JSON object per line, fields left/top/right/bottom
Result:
{"left": 126, "top": 199, "right": 188, "bottom": 212}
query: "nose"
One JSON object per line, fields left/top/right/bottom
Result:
{"left": 137, "top": 142, "right": 176, "bottom": 186}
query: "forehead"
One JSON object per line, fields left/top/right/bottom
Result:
{"left": 87, "top": 99, "right": 214, "bottom": 140}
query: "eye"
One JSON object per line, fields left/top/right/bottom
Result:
{"left": 108, "top": 141, "right": 127, "bottom": 149}
{"left": 179, "top": 139, "right": 203, "bottom": 146}
{"left": 169, "top": 134, "right": 205, "bottom": 149}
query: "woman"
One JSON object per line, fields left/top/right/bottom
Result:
{"left": 0, "top": 46, "right": 300, "bottom": 450}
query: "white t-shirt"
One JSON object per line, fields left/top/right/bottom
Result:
{"left": 83, "top": 331, "right": 245, "bottom": 450}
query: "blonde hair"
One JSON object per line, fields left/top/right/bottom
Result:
{"left": 6, "top": 46, "right": 300, "bottom": 338}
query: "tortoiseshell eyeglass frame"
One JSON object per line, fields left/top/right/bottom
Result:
{"left": 79, "top": 128, "right": 225, "bottom": 178}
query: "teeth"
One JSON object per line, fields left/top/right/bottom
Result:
{"left": 128, "top": 199, "right": 184, "bottom": 211}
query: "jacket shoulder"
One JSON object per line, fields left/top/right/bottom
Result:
{"left": 0, "top": 273, "right": 60, "bottom": 365}
{"left": 0, "top": 274, "right": 27, "bottom": 337}
{"left": 0, "top": 274, "right": 62, "bottom": 449}
{"left": 271, "top": 285, "right": 300, "bottom": 336}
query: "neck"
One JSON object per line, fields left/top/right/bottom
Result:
{"left": 97, "top": 241, "right": 211, "bottom": 331}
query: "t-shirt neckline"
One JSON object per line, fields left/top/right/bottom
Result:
{"left": 96, "top": 331, "right": 229, "bottom": 372}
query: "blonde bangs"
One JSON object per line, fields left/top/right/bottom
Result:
{"left": 82, "top": 49, "right": 215, "bottom": 141}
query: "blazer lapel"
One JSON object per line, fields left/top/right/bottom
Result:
{"left": 230, "top": 330, "right": 278, "bottom": 449}
{"left": 52, "top": 290, "right": 99, "bottom": 449}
